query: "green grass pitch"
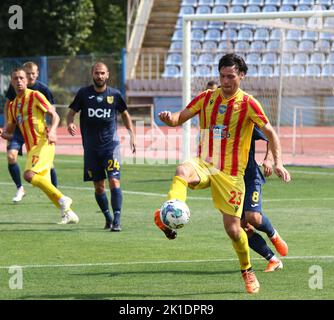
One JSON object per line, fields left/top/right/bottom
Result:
{"left": 0, "top": 153, "right": 333, "bottom": 300}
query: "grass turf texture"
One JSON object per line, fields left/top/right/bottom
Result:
{"left": 0, "top": 153, "right": 333, "bottom": 299}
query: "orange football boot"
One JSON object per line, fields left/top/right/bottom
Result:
{"left": 242, "top": 269, "right": 260, "bottom": 294}
{"left": 154, "top": 209, "right": 177, "bottom": 240}
{"left": 270, "top": 230, "right": 288, "bottom": 256}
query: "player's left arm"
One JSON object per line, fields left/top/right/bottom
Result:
{"left": 45, "top": 107, "right": 60, "bottom": 144}
{"left": 121, "top": 110, "right": 136, "bottom": 154}
{"left": 260, "top": 122, "right": 291, "bottom": 182}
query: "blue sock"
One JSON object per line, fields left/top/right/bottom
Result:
{"left": 248, "top": 232, "right": 275, "bottom": 261}
{"left": 256, "top": 212, "right": 275, "bottom": 238}
{"left": 50, "top": 168, "right": 58, "bottom": 187}
{"left": 111, "top": 188, "right": 122, "bottom": 226}
{"left": 95, "top": 192, "right": 113, "bottom": 223}
{"left": 8, "top": 163, "right": 22, "bottom": 189}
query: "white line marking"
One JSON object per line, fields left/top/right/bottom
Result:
{"left": 0, "top": 182, "right": 333, "bottom": 202}
{"left": 0, "top": 256, "right": 333, "bottom": 270}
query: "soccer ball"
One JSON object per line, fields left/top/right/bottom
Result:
{"left": 160, "top": 199, "right": 190, "bottom": 230}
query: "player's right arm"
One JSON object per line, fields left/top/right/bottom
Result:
{"left": 67, "top": 109, "right": 78, "bottom": 136}
{"left": 158, "top": 108, "right": 194, "bottom": 127}
{"left": 1, "top": 101, "right": 16, "bottom": 140}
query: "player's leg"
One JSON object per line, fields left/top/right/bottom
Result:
{"left": 244, "top": 184, "right": 288, "bottom": 256}
{"left": 84, "top": 151, "right": 113, "bottom": 229}
{"left": 104, "top": 146, "right": 122, "bottom": 232}
{"left": 24, "top": 143, "right": 78, "bottom": 224}
{"left": 155, "top": 159, "right": 205, "bottom": 240}
{"left": 50, "top": 165, "right": 58, "bottom": 187}
{"left": 7, "top": 128, "right": 25, "bottom": 202}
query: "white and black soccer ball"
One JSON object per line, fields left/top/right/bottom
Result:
{"left": 160, "top": 199, "right": 190, "bottom": 230}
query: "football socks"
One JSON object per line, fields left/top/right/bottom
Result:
{"left": 167, "top": 176, "right": 188, "bottom": 202}
{"left": 8, "top": 163, "right": 22, "bottom": 189}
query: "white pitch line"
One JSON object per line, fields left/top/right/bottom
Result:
{"left": 0, "top": 182, "right": 333, "bottom": 202}
{"left": 0, "top": 255, "right": 333, "bottom": 270}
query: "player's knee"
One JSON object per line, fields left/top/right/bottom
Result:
{"left": 225, "top": 224, "right": 241, "bottom": 241}
{"left": 23, "top": 171, "right": 34, "bottom": 183}
{"left": 245, "top": 212, "right": 262, "bottom": 227}
{"left": 175, "top": 164, "right": 194, "bottom": 181}
{"left": 7, "top": 151, "right": 18, "bottom": 164}
{"left": 109, "top": 178, "right": 120, "bottom": 189}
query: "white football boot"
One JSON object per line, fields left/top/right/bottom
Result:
{"left": 58, "top": 196, "right": 79, "bottom": 224}
{"left": 12, "top": 186, "right": 26, "bottom": 203}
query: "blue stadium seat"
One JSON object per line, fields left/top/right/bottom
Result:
{"left": 318, "top": 0, "right": 331, "bottom": 6}
{"left": 279, "top": 4, "right": 294, "bottom": 10}
{"left": 258, "top": 65, "right": 274, "bottom": 77}
{"left": 315, "top": 40, "right": 331, "bottom": 51}
{"left": 191, "top": 29, "right": 205, "bottom": 41}
{"left": 212, "top": 5, "right": 228, "bottom": 13}
{"left": 251, "top": 40, "right": 266, "bottom": 50}
{"left": 262, "top": 5, "right": 278, "bottom": 11}
{"left": 235, "top": 41, "right": 251, "bottom": 50}
{"left": 170, "top": 41, "right": 183, "bottom": 51}
{"left": 298, "top": 40, "right": 314, "bottom": 51}
{"left": 293, "top": 52, "right": 309, "bottom": 64}
{"left": 162, "top": 65, "right": 181, "bottom": 78}
{"left": 247, "top": 65, "right": 258, "bottom": 77}
{"left": 199, "top": 0, "right": 214, "bottom": 6}
{"left": 196, "top": 5, "right": 211, "bottom": 14}
{"left": 222, "top": 29, "right": 238, "bottom": 41}
{"left": 205, "top": 29, "right": 221, "bottom": 41}
{"left": 298, "top": 0, "right": 313, "bottom": 5}
{"left": 265, "top": 0, "right": 281, "bottom": 6}
{"left": 181, "top": 0, "right": 198, "bottom": 6}
{"left": 262, "top": 52, "right": 278, "bottom": 64}
{"left": 179, "top": 6, "right": 195, "bottom": 16}
{"left": 290, "top": 65, "right": 305, "bottom": 76}
{"left": 281, "top": 52, "right": 294, "bottom": 64}
{"left": 202, "top": 40, "right": 218, "bottom": 50}
{"left": 197, "top": 53, "right": 214, "bottom": 65}
{"left": 232, "top": 0, "right": 248, "bottom": 5}
{"left": 175, "top": 18, "right": 182, "bottom": 29}
{"left": 238, "top": 29, "right": 253, "bottom": 41}
{"left": 302, "top": 31, "right": 318, "bottom": 41}
{"left": 327, "top": 53, "right": 334, "bottom": 64}
{"left": 274, "top": 65, "right": 290, "bottom": 76}
{"left": 214, "top": 54, "right": 222, "bottom": 64}
{"left": 230, "top": 5, "right": 245, "bottom": 13}
{"left": 218, "top": 41, "right": 234, "bottom": 50}
{"left": 172, "top": 30, "right": 183, "bottom": 41}
{"left": 248, "top": 0, "right": 264, "bottom": 5}
{"left": 286, "top": 29, "right": 302, "bottom": 41}
{"left": 270, "top": 28, "right": 281, "bottom": 40}
{"left": 306, "top": 65, "right": 321, "bottom": 77}
{"left": 246, "top": 5, "right": 261, "bottom": 12}
{"left": 207, "top": 21, "right": 225, "bottom": 30}
{"left": 321, "top": 64, "right": 334, "bottom": 76}
{"left": 191, "top": 41, "right": 202, "bottom": 50}
{"left": 267, "top": 40, "right": 280, "bottom": 50}
{"left": 282, "top": 0, "right": 298, "bottom": 5}
{"left": 194, "top": 65, "right": 211, "bottom": 77}
{"left": 310, "top": 52, "right": 326, "bottom": 64}
{"left": 324, "top": 17, "right": 334, "bottom": 28}
{"left": 254, "top": 28, "right": 270, "bottom": 41}
{"left": 284, "top": 40, "right": 298, "bottom": 50}
{"left": 166, "top": 53, "right": 182, "bottom": 65}
{"left": 214, "top": 0, "right": 230, "bottom": 5}
{"left": 319, "top": 32, "right": 332, "bottom": 41}
{"left": 247, "top": 53, "right": 262, "bottom": 65}
{"left": 211, "top": 65, "right": 219, "bottom": 77}
{"left": 296, "top": 4, "right": 312, "bottom": 10}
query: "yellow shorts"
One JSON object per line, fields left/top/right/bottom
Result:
{"left": 25, "top": 140, "right": 55, "bottom": 182}
{"left": 184, "top": 158, "right": 245, "bottom": 218}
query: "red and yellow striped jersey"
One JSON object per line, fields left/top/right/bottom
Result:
{"left": 187, "top": 88, "right": 268, "bottom": 177}
{"left": 7, "top": 89, "right": 52, "bottom": 152}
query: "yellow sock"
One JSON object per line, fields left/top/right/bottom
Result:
{"left": 232, "top": 228, "right": 252, "bottom": 271}
{"left": 167, "top": 176, "right": 188, "bottom": 202}
{"left": 31, "top": 174, "right": 63, "bottom": 209}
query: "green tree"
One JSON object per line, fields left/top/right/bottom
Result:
{"left": 82, "top": 0, "right": 126, "bottom": 54}
{"left": 0, "top": 0, "right": 95, "bottom": 57}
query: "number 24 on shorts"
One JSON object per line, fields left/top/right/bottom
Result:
{"left": 107, "top": 159, "right": 120, "bottom": 171}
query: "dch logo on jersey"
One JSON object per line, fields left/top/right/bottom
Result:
{"left": 218, "top": 104, "right": 227, "bottom": 114}
{"left": 88, "top": 108, "right": 112, "bottom": 118}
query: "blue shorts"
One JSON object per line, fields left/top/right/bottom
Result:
{"left": 242, "top": 182, "right": 263, "bottom": 215}
{"left": 83, "top": 145, "right": 121, "bottom": 182}
{"left": 7, "top": 127, "right": 24, "bottom": 156}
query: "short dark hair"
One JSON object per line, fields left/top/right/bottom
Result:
{"left": 11, "top": 67, "right": 26, "bottom": 78}
{"left": 206, "top": 80, "right": 218, "bottom": 89}
{"left": 218, "top": 53, "right": 248, "bottom": 75}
